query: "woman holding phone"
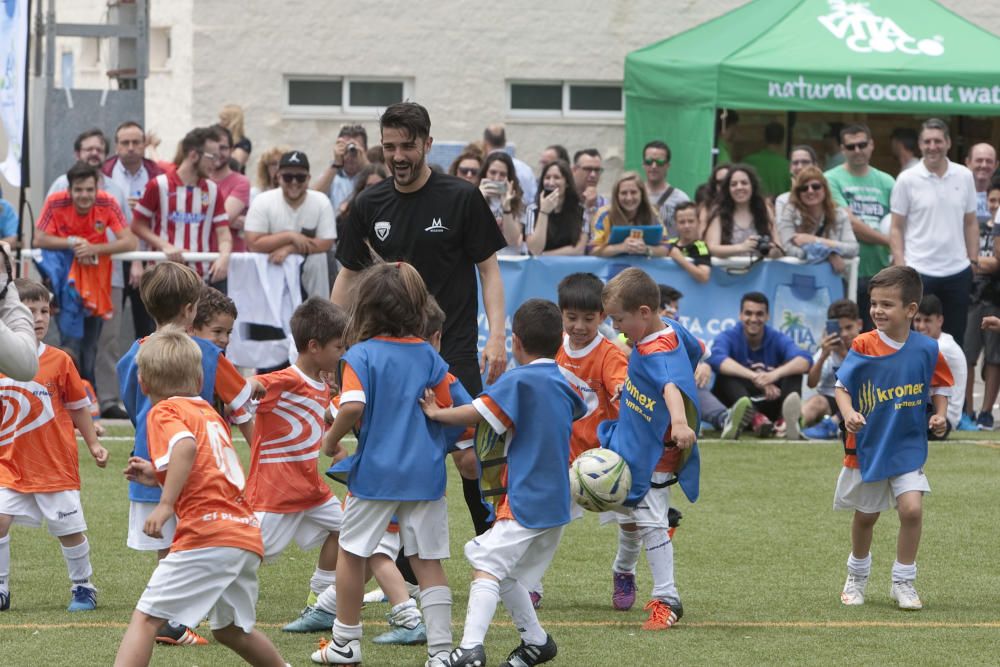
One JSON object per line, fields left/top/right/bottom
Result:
{"left": 705, "top": 163, "right": 783, "bottom": 259}
{"left": 477, "top": 152, "right": 525, "bottom": 254}
{"left": 522, "top": 160, "right": 587, "bottom": 256}
{"left": 590, "top": 172, "right": 668, "bottom": 257}
{"left": 776, "top": 166, "right": 857, "bottom": 274}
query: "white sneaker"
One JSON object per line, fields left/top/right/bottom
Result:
{"left": 312, "top": 637, "right": 361, "bottom": 664}
{"left": 890, "top": 580, "right": 923, "bottom": 610}
{"left": 840, "top": 572, "right": 868, "bottom": 605}
{"left": 782, "top": 392, "right": 802, "bottom": 440}
{"left": 425, "top": 651, "right": 452, "bottom": 667}
{"left": 363, "top": 587, "right": 388, "bottom": 604}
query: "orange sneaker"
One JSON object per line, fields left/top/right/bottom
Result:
{"left": 641, "top": 599, "right": 682, "bottom": 630}
{"left": 155, "top": 622, "right": 208, "bottom": 645}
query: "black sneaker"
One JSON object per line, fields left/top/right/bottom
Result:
{"left": 448, "top": 644, "right": 486, "bottom": 666}
{"left": 500, "top": 634, "right": 557, "bottom": 667}
{"left": 101, "top": 404, "right": 129, "bottom": 420}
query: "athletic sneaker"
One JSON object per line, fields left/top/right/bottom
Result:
{"left": 782, "top": 392, "right": 802, "bottom": 440}
{"left": 840, "top": 572, "right": 868, "bottom": 605}
{"left": 0, "top": 589, "right": 9, "bottom": 611}
{"left": 67, "top": 585, "right": 97, "bottom": 612}
{"left": 641, "top": 599, "right": 682, "bottom": 630}
{"left": 362, "top": 587, "right": 388, "bottom": 604}
{"left": 977, "top": 411, "right": 995, "bottom": 430}
{"left": 283, "top": 605, "right": 335, "bottom": 633}
{"left": 156, "top": 622, "right": 209, "bottom": 645}
{"left": 373, "top": 619, "right": 427, "bottom": 645}
{"left": 306, "top": 590, "right": 319, "bottom": 607}
{"left": 448, "top": 644, "right": 487, "bottom": 666}
{"left": 890, "top": 580, "right": 923, "bottom": 610}
{"left": 612, "top": 571, "right": 637, "bottom": 610}
{"left": 311, "top": 637, "right": 361, "bottom": 664}
{"left": 803, "top": 416, "right": 840, "bottom": 440}
{"left": 957, "top": 412, "right": 978, "bottom": 431}
{"left": 500, "top": 634, "right": 557, "bottom": 667}
{"left": 529, "top": 590, "right": 542, "bottom": 609}
{"left": 721, "top": 396, "right": 754, "bottom": 440}
{"left": 750, "top": 411, "right": 774, "bottom": 438}
{"left": 425, "top": 651, "right": 451, "bottom": 667}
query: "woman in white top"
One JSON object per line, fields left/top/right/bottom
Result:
{"left": 477, "top": 152, "right": 525, "bottom": 255}
{"left": 705, "top": 164, "right": 782, "bottom": 259}
{"left": 777, "top": 166, "right": 858, "bottom": 275}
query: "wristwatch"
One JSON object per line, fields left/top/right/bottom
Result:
{"left": 330, "top": 161, "right": 343, "bottom": 169}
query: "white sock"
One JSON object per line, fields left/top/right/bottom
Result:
{"left": 459, "top": 579, "right": 498, "bottom": 649}
{"left": 847, "top": 552, "right": 872, "bottom": 576}
{"left": 332, "top": 618, "right": 362, "bottom": 644}
{"left": 0, "top": 534, "right": 9, "bottom": 590}
{"left": 892, "top": 560, "right": 917, "bottom": 582}
{"left": 420, "top": 585, "right": 452, "bottom": 657}
{"left": 390, "top": 598, "right": 422, "bottom": 629}
{"left": 310, "top": 567, "right": 336, "bottom": 596}
{"left": 613, "top": 528, "right": 642, "bottom": 575}
{"left": 642, "top": 527, "right": 679, "bottom": 605}
{"left": 61, "top": 538, "right": 93, "bottom": 586}
{"left": 315, "top": 583, "right": 337, "bottom": 615}
{"left": 499, "top": 578, "right": 547, "bottom": 646}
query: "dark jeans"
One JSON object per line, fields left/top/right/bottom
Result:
{"left": 698, "top": 386, "right": 728, "bottom": 429}
{"left": 123, "top": 262, "right": 155, "bottom": 339}
{"left": 920, "top": 267, "right": 973, "bottom": 352}
{"left": 712, "top": 373, "right": 803, "bottom": 422}
{"left": 62, "top": 315, "right": 104, "bottom": 386}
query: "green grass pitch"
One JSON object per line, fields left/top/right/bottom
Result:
{"left": 1, "top": 426, "right": 999, "bottom": 666}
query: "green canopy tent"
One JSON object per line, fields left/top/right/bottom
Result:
{"left": 624, "top": 0, "right": 1000, "bottom": 196}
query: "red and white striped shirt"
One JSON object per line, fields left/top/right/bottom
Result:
{"left": 133, "top": 171, "right": 228, "bottom": 276}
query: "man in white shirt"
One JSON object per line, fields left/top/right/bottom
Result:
{"left": 890, "top": 118, "right": 979, "bottom": 348}
{"left": 914, "top": 295, "right": 966, "bottom": 437}
{"left": 244, "top": 151, "right": 335, "bottom": 299}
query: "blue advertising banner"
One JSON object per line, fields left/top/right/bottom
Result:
{"left": 478, "top": 257, "right": 843, "bottom": 365}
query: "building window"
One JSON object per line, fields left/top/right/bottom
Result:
{"left": 286, "top": 77, "right": 410, "bottom": 113}
{"left": 508, "top": 81, "right": 623, "bottom": 117}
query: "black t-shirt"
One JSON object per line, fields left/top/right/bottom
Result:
{"left": 337, "top": 171, "right": 506, "bottom": 363}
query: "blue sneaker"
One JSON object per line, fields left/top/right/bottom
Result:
{"left": 957, "top": 413, "right": 978, "bottom": 431}
{"left": 0, "top": 589, "right": 10, "bottom": 611}
{"left": 803, "top": 416, "right": 839, "bottom": 440}
{"left": 68, "top": 585, "right": 96, "bottom": 611}
{"left": 373, "top": 619, "right": 427, "bottom": 645}
{"left": 976, "top": 411, "right": 994, "bottom": 430}
{"left": 282, "top": 605, "right": 335, "bottom": 633}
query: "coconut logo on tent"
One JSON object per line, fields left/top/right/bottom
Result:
{"left": 818, "top": 0, "right": 944, "bottom": 56}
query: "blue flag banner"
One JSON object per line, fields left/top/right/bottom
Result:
{"left": 478, "top": 258, "right": 843, "bottom": 368}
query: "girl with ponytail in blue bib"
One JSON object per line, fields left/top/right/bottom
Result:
{"left": 314, "top": 262, "right": 454, "bottom": 667}
{"left": 834, "top": 266, "right": 953, "bottom": 612}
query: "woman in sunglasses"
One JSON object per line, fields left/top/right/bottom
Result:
{"left": 705, "top": 164, "right": 782, "bottom": 259}
{"left": 776, "top": 166, "right": 858, "bottom": 274}
{"left": 448, "top": 151, "right": 483, "bottom": 186}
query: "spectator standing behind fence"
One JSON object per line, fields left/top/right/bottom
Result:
{"left": 696, "top": 163, "right": 730, "bottom": 235}
{"left": 207, "top": 125, "right": 251, "bottom": 253}
{"left": 131, "top": 127, "right": 231, "bottom": 285}
{"left": 743, "top": 122, "right": 791, "bottom": 199}
{"left": 643, "top": 140, "right": 690, "bottom": 237}
{"left": 965, "top": 143, "right": 998, "bottom": 225}
{"left": 313, "top": 124, "right": 370, "bottom": 216}
{"left": 664, "top": 202, "right": 711, "bottom": 284}
{"left": 244, "top": 151, "right": 335, "bottom": 300}
{"left": 890, "top": 128, "right": 920, "bottom": 173}
{"left": 777, "top": 166, "right": 858, "bottom": 275}
{"left": 889, "top": 118, "right": 978, "bottom": 349}
{"left": 572, "top": 149, "right": 608, "bottom": 231}
{"left": 482, "top": 123, "right": 537, "bottom": 205}
{"left": 773, "top": 145, "right": 818, "bottom": 222}
{"left": 449, "top": 151, "right": 483, "bottom": 186}
{"left": 590, "top": 172, "right": 667, "bottom": 258}
{"left": 523, "top": 160, "right": 587, "bottom": 256}
{"left": 250, "top": 145, "right": 287, "bottom": 201}
{"left": 478, "top": 152, "right": 525, "bottom": 255}
{"left": 35, "top": 163, "right": 137, "bottom": 386}
{"left": 217, "top": 103, "right": 252, "bottom": 171}
{"left": 705, "top": 164, "right": 782, "bottom": 259}
{"left": 824, "top": 123, "right": 894, "bottom": 329}
{"left": 538, "top": 145, "right": 569, "bottom": 174}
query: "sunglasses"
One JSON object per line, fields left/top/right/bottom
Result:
{"left": 797, "top": 182, "right": 824, "bottom": 193}
{"left": 457, "top": 167, "right": 479, "bottom": 176}
{"left": 643, "top": 158, "right": 667, "bottom": 166}
{"left": 281, "top": 173, "right": 308, "bottom": 184}
{"left": 579, "top": 166, "right": 604, "bottom": 174}
{"left": 842, "top": 141, "right": 869, "bottom": 151}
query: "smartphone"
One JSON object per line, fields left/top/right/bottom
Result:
{"left": 630, "top": 229, "right": 644, "bottom": 240}
{"left": 484, "top": 179, "right": 507, "bottom": 196}
{"left": 825, "top": 319, "right": 840, "bottom": 336}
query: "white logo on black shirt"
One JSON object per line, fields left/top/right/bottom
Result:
{"left": 374, "top": 221, "right": 391, "bottom": 241}
{"left": 425, "top": 217, "right": 449, "bottom": 232}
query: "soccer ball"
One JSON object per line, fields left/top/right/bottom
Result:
{"left": 569, "top": 448, "right": 632, "bottom": 513}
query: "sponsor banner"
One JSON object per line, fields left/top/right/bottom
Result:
{"left": 478, "top": 257, "right": 843, "bottom": 369}
{"left": 0, "top": 0, "right": 29, "bottom": 187}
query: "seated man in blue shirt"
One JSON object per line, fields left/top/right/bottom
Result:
{"left": 709, "top": 291, "right": 812, "bottom": 440}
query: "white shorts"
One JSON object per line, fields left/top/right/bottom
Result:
{"left": 0, "top": 488, "right": 87, "bottom": 537}
{"left": 374, "top": 530, "right": 401, "bottom": 560}
{"left": 833, "top": 467, "right": 930, "bottom": 514}
{"left": 338, "top": 495, "right": 448, "bottom": 560}
{"left": 256, "top": 495, "right": 343, "bottom": 562}
{"left": 127, "top": 501, "right": 177, "bottom": 551}
{"left": 464, "top": 519, "right": 564, "bottom": 586}
{"left": 136, "top": 546, "right": 261, "bottom": 632}
{"left": 599, "top": 473, "right": 672, "bottom": 529}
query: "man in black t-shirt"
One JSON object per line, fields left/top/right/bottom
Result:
{"left": 332, "top": 102, "right": 507, "bottom": 535}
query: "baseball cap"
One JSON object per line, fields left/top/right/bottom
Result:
{"left": 279, "top": 150, "right": 310, "bottom": 170}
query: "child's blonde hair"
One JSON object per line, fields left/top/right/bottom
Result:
{"left": 602, "top": 267, "right": 660, "bottom": 312}
{"left": 136, "top": 325, "right": 203, "bottom": 397}
{"left": 140, "top": 262, "right": 203, "bottom": 325}
{"left": 346, "top": 262, "right": 427, "bottom": 345}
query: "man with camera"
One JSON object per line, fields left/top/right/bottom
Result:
{"left": 312, "top": 124, "right": 370, "bottom": 216}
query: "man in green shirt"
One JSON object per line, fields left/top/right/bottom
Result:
{"left": 743, "top": 122, "right": 791, "bottom": 198}
{"left": 824, "top": 123, "right": 895, "bottom": 329}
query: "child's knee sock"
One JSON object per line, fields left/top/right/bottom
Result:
{"left": 847, "top": 552, "right": 872, "bottom": 576}
{"left": 61, "top": 538, "right": 93, "bottom": 586}
{"left": 420, "top": 585, "right": 452, "bottom": 657}
{"left": 499, "top": 578, "right": 547, "bottom": 646}
{"left": 459, "top": 579, "right": 498, "bottom": 649}
{"left": 0, "top": 535, "right": 10, "bottom": 591}
{"left": 642, "top": 527, "right": 679, "bottom": 605}
{"left": 613, "top": 527, "right": 642, "bottom": 575}
{"left": 315, "top": 583, "right": 337, "bottom": 615}
{"left": 310, "top": 568, "right": 336, "bottom": 597}
{"left": 390, "top": 598, "right": 422, "bottom": 629}
{"left": 891, "top": 560, "right": 917, "bottom": 582}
